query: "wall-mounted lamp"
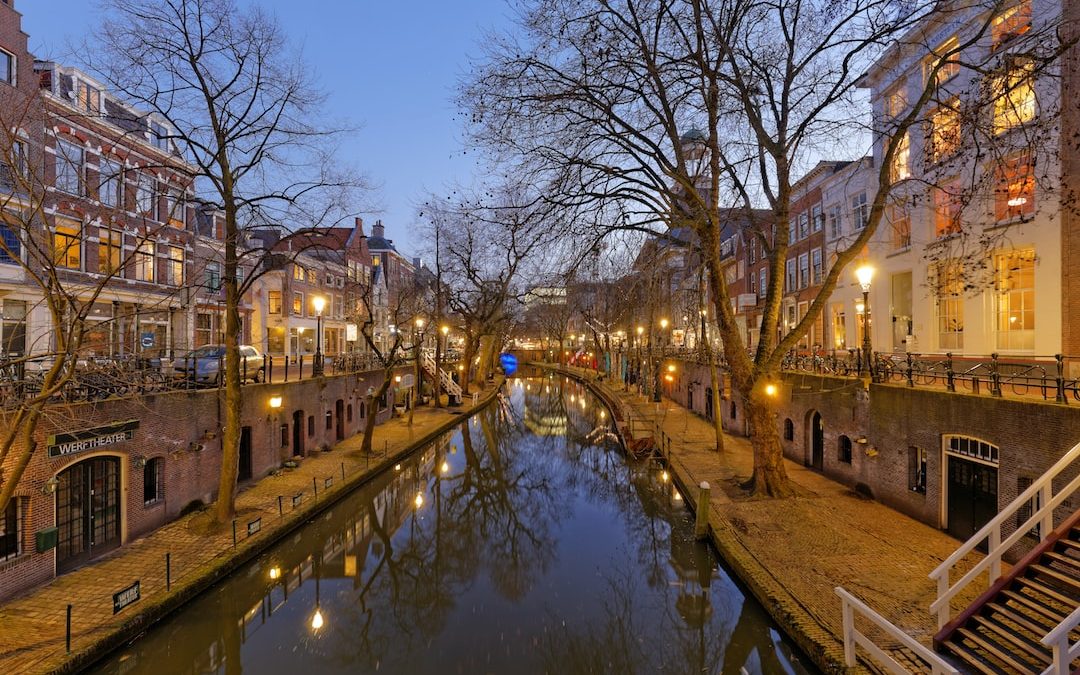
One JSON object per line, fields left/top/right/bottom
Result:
{"left": 41, "top": 476, "right": 59, "bottom": 495}
{"left": 134, "top": 456, "right": 148, "bottom": 468}
{"left": 269, "top": 395, "right": 283, "bottom": 409}
{"left": 856, "top": 436, "right": 868, "bottom": 444}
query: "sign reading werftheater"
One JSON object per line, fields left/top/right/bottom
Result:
{"left": 47, "top": 420, "right": 140, "bottom": 459}
{"left": 112, "top": 580, "right": 140, "bottom": 614}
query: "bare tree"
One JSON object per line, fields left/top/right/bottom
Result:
{"left": 462, "top": 0, "right": 1068, "bottom": 496}
{"left": 92, "top": 0, "right": 361, "bottom": 523}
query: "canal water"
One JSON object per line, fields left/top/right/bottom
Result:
{"left": 93, "top": 374, "right": 815, "bottom": 674}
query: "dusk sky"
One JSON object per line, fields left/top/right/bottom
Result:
{"left": 23, "top": 0, "right": 512, "bottom": 258}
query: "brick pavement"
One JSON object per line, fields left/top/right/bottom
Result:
{"left": 0, "top": 386, "right": 498, "bottom": 675}
{"left": 556, "top": 365, "right": 988, "bottom": 675}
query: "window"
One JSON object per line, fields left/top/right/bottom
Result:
{"left": 150, "top": 121, "right": 169, "bottom": 151}
{"left": 811, "top": 248, "right": 822, "bottom": 285}
{"left": 0, "top": 219, "right": 20, "bottom": 264}
{"left": 0, "top": 139, "right": 26, "bottom": 190}
{"left": 934, "top": 180, "right": 964, "bottom": 237}
{"left": 280, "top": 424, "right": 289, "bottom": 448}
{"left": 993, "top": 60, "right": 1036, "bottom": 134}
{"left": 758, "top": 268, "right": 767, "bottom": 299}
{"left": 307, "top": 269, "right": 316, "bottom": 284}
{"left": 307, "top": 415, "right": 315, "bottom": 437}
{"left": 167, "top": 246, "right": 184, "bottom": 285}
{"left": 206, "top": 261, "right": 221, "bottom": 291}
{"left": 851, "top": 193, "right": 868, "bottom": 230}
{"left": 909, "top": 447, "right": 927, "bottom": 494}
{"left": 890, "top": 132, "right": 911, "bottom": 182}
{"left": 924, "top": 36, "right": 960, "bottom": 88}
{"left": 55, "top": 140, "right": 84, "bottom": 195}
{"left": 889, "top": 203, "right": 911, "bottom": 250}
{"left": 788, "top": 222, "right": 797, "bottom": 245}
{"left": 77, "top": 80, "right": 100, "bottom": 114}
{"left": 798, "top": 213, "right": 809, "bottom": 239}
{"left": 838, "top": 435, "right": 853, "bottom": 464}
{"left": 0, "top": 497, "right": 24, "bottom": 562}
{"left": 811, "top": 204, "right": 823, "bottom": 232}
{"left": 750, "top": 267, "right": 757, "bottom": 294}
{"left": 98, "top": 228, "right": 122, "bottom": 276}
{"left": 928, "top": 99, "right": 961, "bottom": 163}
{"left": 934, "top": 260, "right": 965, "bottom": 351}
{"left": 885, "top": 83, "right": 907, "bottom": 117}
{"left": 136, "top": 174, "right": 156, "bottom": 219}
{"left": 195, "top": 312, "right": 214, "bottom": 346}
{"left": 293, "top": 264, "right": 305, "bottom": 281}
{"left": 0, "top": 48, "right": 15, "bottom": 86}
{"left": 134, "top": 240, "right": 155, "bottom": 282}
{"left": 995, "top": 153, "right": 1035, "bottom": 222}
{"left": 798, "top": 253, "right": 809, "bottom": 289}
{"left": 831, "top": 304, "right": 846, "bottom": 349}
{"left": 994, "top": 248, "right": 1035, "bottom": 351}
{"left": 164, "top": 189, "right": 185, "bottom": 227}
{"left": 268, "top": 290, "right": 282, "bottom": 315}
{"left": 785, "top": 258, "right": 796, "bottom": 293}
{"left": 749, "top": 239, "right": 755, "bottom": 264}
{"left": 992, "top": 1, "right": 1031, "bottom": 48}
{"left": 1, "top": 300, "right": 26, "bottom": 357}
{"left": 293, "top": 291, "right": 303, "bottom": 315}
{"left": 827, "top": 205, "right": 842, "bottom": 239}
{"left": 325, "top": 410, "right": 333, "bottom": 430}
{"left": 325, "top": 273, "right": 333, "bottom": 286}
{"left": 947, "top": 436, "right": 999, "bottom": 463}
{"left": 783, "top": 419, "right": 794, "bottom": 441}
{"left": 143, "top": 457, "right": 164, "bottom": 505}
{"left": 98, "top": 158, "right": 121, "bottom": 207}
{"left": 52, "top": 221, "right": 81, "bottom": 269}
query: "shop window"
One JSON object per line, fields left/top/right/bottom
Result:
{"left": 838, "top": 435, "right": 853, "bottom": 464}
{"left": 143, "top": 457, "right": 164, "bottom": 505}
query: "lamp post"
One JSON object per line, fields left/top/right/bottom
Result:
{"left": 312, "top": 296, "right": 326, "bottom": 376}
{"left": 436, "top": 324, "right": 449, "bottom": 407}
{"left": 635, "top": 326, "right": 644, "bottom": 392}
{"left": 411, "top": 317, "right": 424, "bottom": 425}
{"left": 855, "top": 264, "right": 874, "bottom": 381}
{"left": 654, "top": 318, "right": 669, "bottom": 402}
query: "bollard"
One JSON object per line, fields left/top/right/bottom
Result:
{"left": 284, "top": 356, "right": 290, "bottom": 382}
{"left": 265, "top": 355, "right": 271, "bottom": 384}
{"left": 166, "top": 552, "right": 171, "bottom": 591}
{"left": 299, "top": 355, "right": 304, "bottom": 381}
{"left": 66, "top": 604, "right": 72, "bottom": 653}
{"left": 313, "top": 476, "right": 318, "bottom": 498}
{"left": 341, "top": 462, "right": 346, "bottom": 480}
{"left": 278, "top": 495, "right": 283, "bottom": 517}
{"left": 694, "top": 481, "right": 711, "bottom": 540}
{"left": 243, "top": 356, "right": 248, "bottom": 383}
{"left": 231, "top": 519, "right": 237, "bottom": 547}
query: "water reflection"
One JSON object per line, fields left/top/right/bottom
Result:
{"left": 95, "top": 373, "right": 813, "bottom": 675}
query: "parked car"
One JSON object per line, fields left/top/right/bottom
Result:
{"left": 173, "top": 345, "right": 265, "bottom": 385}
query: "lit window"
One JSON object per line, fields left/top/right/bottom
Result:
{"left": 994, "top": 248, "right": 1035, "bottom": 351}
{"left": 98, "top": 228, "right": 122, "bottom": 276}
{"left": 268, "top": 290, "right": 282, "bottom": 315}
{"left": 307, "top": 269, "right": 316, "bottom": 284}
{"left": 293, "top": 291, "right": 303, "bottom": 315}
{"left": 135, "top": 240, "right": 155, "bottom": 282}
{"left": 928, "top": 99, "right": 961, "bottom": 163}
{"left": 54, "top": 140, "right": 84, "bottom": 195}
{"left": 993, "top": 60, "right": 1036, "bottom": 134}
{"left": 293, "top": 264, "right": 304, "bottom": 281}
{"left": 992, "top": 1, "right": 1031, "bottom": 48}
{"left": 934, "top": 179, "right": 964, "bottom": 237}
{"left": 164, "top": 189, "right": 185, "bottom": 228}
{"left": 995, "top": 153, "right": 1035, "bottom": 221}
{"left": 167, "top": 246, "right": 184, "bottom": 285}
{"left": 891, "top": 132, "right": 910, "bottom": 182}
{"left": 831, "top": 304, "right": 846, "bottom": 349}
{"left": 52, "top": 221, "right": 81, "bottom": 269}
{"left": 924, "top": 36, "right": 960, "bottom": 88}
{"left": 933, "top": 259, "right": 964, "bottom": 351}
{"left": 886, "top": 83, "right": 907, "bottom": 118}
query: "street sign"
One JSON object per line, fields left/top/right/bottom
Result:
{"left": 140, "top": 332, "right": 155, "bottom": 349}
{"left": 112, "top": 580, "right": 140, "bottom": 614}
{"left": 247, "top": 518, "right": 261, "bottom": 536}
{"left": 47, "top": 420, "right": 140, "bottom": 459}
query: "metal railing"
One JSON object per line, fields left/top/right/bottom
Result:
{"left": 929, "top": 439, "right": 1080, "bottom": 629}
{"left": 835, "top": 587, "right": 959, "bottom": 675}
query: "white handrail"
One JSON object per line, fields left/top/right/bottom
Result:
{"left": 929, "top": 439, "right": 1080, "bottom": 628}
{"left": 1041, "top": 605, "right": 1080, "bottom": 675}
{"left": 836, "top": 587, "right": 959, "bottom": 675}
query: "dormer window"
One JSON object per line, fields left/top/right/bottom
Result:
{"left": 77, "top": 81, "right": 100, "bottom": 115}
{"left": 150, "top": 121, "right": 169, "bottom": 151}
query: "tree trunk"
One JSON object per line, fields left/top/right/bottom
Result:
{"left": 360, "top": 373, "right": 392, "bottom": 455}
{"left": 213, "top": 279, "right": 243, "bottom": 525}
{"left": 742, "top": 390, "right": 794, "bottom": 497}
{"left": 706, "top": 350, "right": 725, "bottom": 454}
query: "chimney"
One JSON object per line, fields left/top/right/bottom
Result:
{"left": 372, "top": 219, "right": 385, "bottom": 238}
{"left": 354, "top": 216, "right": 365, "bottom": 236}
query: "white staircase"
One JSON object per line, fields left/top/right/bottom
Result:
{"left": 422, "top": 350, "right": 462, "bottom": 399}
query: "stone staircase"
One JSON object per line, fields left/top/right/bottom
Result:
{"left": 421, "top": 350, "right": 462, "bottom": 400}
{"left": 935, "top": 510, "right": 1080, "bottom": 674}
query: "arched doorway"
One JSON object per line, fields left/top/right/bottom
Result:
{"left": 55, "top": 455, "right": 122, "bottom": 573}
{"left": 807, "top": 411, "right": 824, "bottom": 471}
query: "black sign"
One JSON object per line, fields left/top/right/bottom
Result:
{"left": 112, "top": 580, "right": 140, "bottom": 614}
{"left": 247, "top": 518, "right": 261, "bottom": 536}
{"left": 48, "top": 420, "right": 140, "bottom": 459}
{"left": 324, "top": 477, "right": 333, "bottom": 489}
{"left": 292, "top": 493, "right": 303, "bottom": 508}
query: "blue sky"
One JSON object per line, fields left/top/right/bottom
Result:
{"left": 23, "top": 0, "right": 511, "bottom": 257}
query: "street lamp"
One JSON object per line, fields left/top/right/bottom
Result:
{"left": 855, "top": 264, "right": 874, "bottom": 380}
{"left": 312, "top": 295, "right": 326, "bottom": 376}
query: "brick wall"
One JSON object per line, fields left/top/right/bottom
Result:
{"left": 0, "top": 369, "right": 405, "bottom": 600}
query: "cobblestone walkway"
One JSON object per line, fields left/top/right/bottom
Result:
{"left": 557, "top": 367, "right": 987, "bottom": 674}
{"left": 0, "top": 389, "right": 495, "bottom": 675}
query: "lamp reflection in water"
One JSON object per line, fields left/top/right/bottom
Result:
{"left": 310, "top": 552, "right": 324, "bottom": 633}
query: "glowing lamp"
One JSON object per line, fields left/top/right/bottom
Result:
{"left": 269, "top": 396, "right": 282, "bottom": 409}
